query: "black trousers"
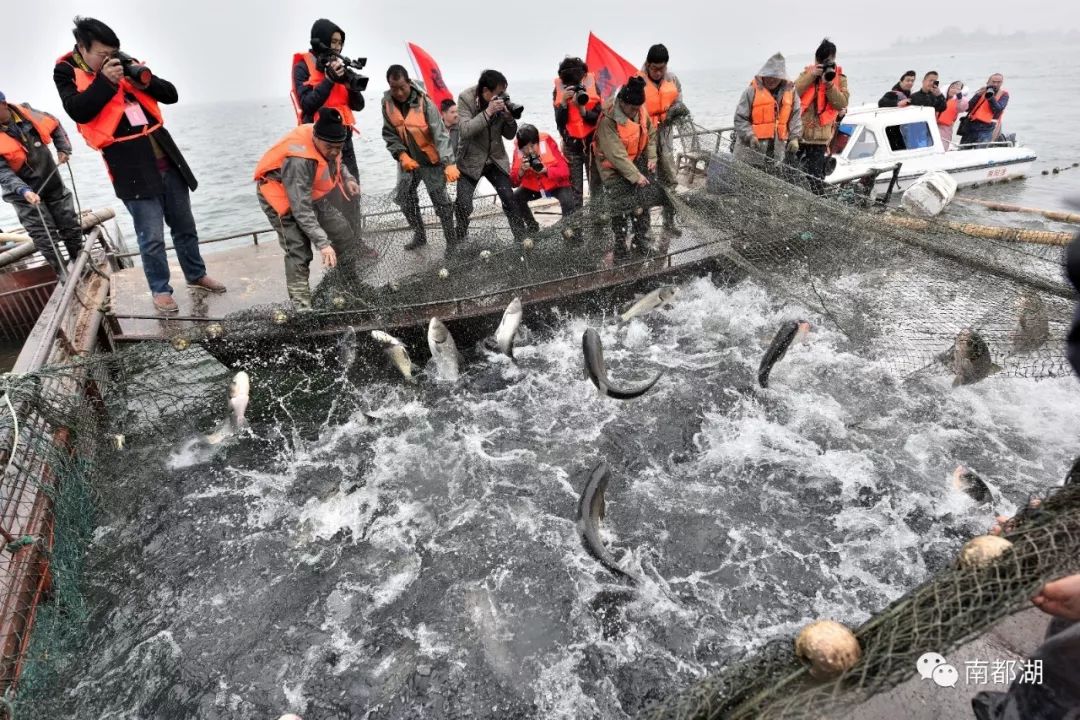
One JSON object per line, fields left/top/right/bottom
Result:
{"left": 454, "top": 164, "right": 526, "bottom": 242}
{"left": 6, "top": 183, "right": 84, "bottom": 275}
{"left": 341, "top": 134, "right": 359, "bottom": 179}
{"left": 797, "top": 143, "right": 829, "bottom": 195}
{"left": 513, "top": 185, "right": 578, "bottom": 231}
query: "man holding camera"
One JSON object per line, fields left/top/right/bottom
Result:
{"left": 552, "top": 57, "right": 602, "bottom": 209}
{"left": 593, "top": 77, "right": 658, "bottom": 256}
{"left": 909, "top": 71, "right": 947, "bottom": 113}
{"left": 732, "top": 53, "right": 802, "bottom": 171}
{"left": 54, "top": 16, "right": 224, "bottom": 313}
{"left": 510, "top": 124, "right": 577, "bottom": 238}
{"left": 878, "top": 70, "right": 915, "bottom": 108}
{"left": 794, "top": 38, "right": 849, "bottom": 194}
{"left": 453, "top": 69, "right": 528, "bottom": 248}
{"left": 961, "top": 74, "right": 1010, "bottom": 146}
{"left": 381, "top": 65, "right": 459, "bottom": 252}
{"left": 639, "top": 44, "right": 688, "bottom": 240}
{"left": 0, "top": 92, "right": 84, "bottom": 276}
{"left": 292, "top": 19, "right": 366, "bottom": 179}
{"left": 254, "top": 108, "right": 365, "bottom": 308}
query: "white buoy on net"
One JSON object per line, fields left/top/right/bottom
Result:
{"left": 958, "top": 535, "right": 1013, "bottom": 568}
{"left": 901, "top": 170, "right": 958, "bottom": 218}
{"left": 795, "top": 619, "right": 861, "bottom": 679}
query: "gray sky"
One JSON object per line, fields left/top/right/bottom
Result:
{"left": 5, "top": 0, "right": 1077, "bottom": 104}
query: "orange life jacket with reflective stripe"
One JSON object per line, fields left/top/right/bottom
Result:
{"left": 968, "top": 89, "right": 1007, "bottom": 125}
{"left": 552, "top": 73, "right": 601, "bottom": 140}
{"left": 292, "top": 52, "right": 355, "bottom": 127}
{"left": 58, "top": 52, "right": 164, "bottom": 151}
{"left": 750, "top": 80, "right": 794, "bottom": 142}
{"left": 640, "top": 73, "right": 679, "bottom": 125}
{"left": 937, "top": 97, "right": 961, "bottom": 126}
{"left": 253, "top": 124, "right": 342, "bottom": 216}
{"left": 384, "top": 95, "right": 439, "bottom": 164}
{"left": 511, "top": 132, "right": 561, "bottom": 192}
{"left": 0, "top": 104, "right": 59, "bottom": 174}
{"left": 799, "top": 64, "right": 844, "bottom": 127}
{"left": 594, "top": 104, "right": 650, "bottom": 170}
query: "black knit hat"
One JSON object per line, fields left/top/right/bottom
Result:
{"left": 313, "top": 107, "right": 348, "bottom": 143}
{"left": 646, "top": 44, "right": 669, "bottom": 65}
{"left": 618, "top": 76, "right": 647, "bottom": 106}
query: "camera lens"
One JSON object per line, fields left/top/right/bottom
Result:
{"left": 575, "top": 91, "right": 589, "bottom": 105}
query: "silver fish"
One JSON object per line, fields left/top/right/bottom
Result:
{"left": 758, "top": 320, "right": 810, "bottom": 388}
{"left": 494, "top": 297, "right": 523, "bottom": 358}
{"left": 205, "top": 370, "right": 250, "bottom": 445}
{"left": 337, "top": 326, "right": 358, "bottom": 371}
{"left": 371, "top": 330, "right": 417, "bottom": 381}
{"left": 576, "top": 461, "right": 637, "bottom": 582}
{"left": 952, "top": 465, "right": 992, "bottom": 504}
{"left": 1009, "top": 292, "right": 1048, "bottom": 354}
{"left": 950, "top": 328, "right": 1001, "bottom": 386}
{"left": 582, "top": 328, "right": 663, "bottom": 400}
{"left": 427, "top": 317, "right": 460, "bottom": 381}
{"left": 620, "top": 286, "right": 677, "bottom": 322}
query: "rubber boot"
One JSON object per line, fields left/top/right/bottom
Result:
{"left": 403, "top": 202, "right": 427, "bottom": 251}
{"left": 661, "top": 205, "right": 682, "bottom": 239}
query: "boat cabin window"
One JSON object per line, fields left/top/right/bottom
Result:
{"left": 885, "top": 122, "right": 934, "bottom": 151}
{"left": 847, "top": 127, "right": 879, "bottom": 160}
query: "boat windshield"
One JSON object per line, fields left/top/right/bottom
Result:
{"left": 885, "top": 121, "right": 935, "bottom": 151}
{"left": 847, "top": 127, "right": 879, "bottom": 160}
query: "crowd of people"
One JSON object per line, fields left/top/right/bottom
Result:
{"left": 0, "top": 17, "right": 1014, "bottom": 311}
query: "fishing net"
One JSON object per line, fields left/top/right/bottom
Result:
{"left": 0, "top": 116, "right": 1076, "bottom": 717}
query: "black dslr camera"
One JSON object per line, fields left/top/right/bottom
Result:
{"left": 496, "top": 94, "right": 525, "bottom": 120}
{"left": 311, "top": 39, "right": 369, "bottom": 93}
{"left": 114, "top": 51, "right": 152, "bottom": 86}
{"left": 985, "top": 87, "right": 997, "bottom": 98}
{"left": 523, "top": 153, "right": 544, "bottom": 173}
{"left": 566, "top": 84, "right": 591, "bottom": 106}
{"left": 821, "top": 60, "right": 837, "bottom": 82}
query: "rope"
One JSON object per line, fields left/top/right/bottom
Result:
{"left": 32, "top": 204, "right": 68, "bottom": 284}
{"left": 1, "top": 374, "right": 19, "bottom": 481}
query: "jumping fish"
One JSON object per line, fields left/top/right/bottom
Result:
{"left": 1009, "top": 292, "right": 1049, "bottom": 354}
{"left": 371, "top": 330, "right": 418, "bottom": 381}
{"left": 758, "top": 320, "right": 810, "bottom": 388}
{"left": 619, "top": 286, "right": 677, "bottom": 322}
{"left": 576, "top": 461, "right": 637, "bottom": 582}
{"left": 493, "top": 297, "right": 523, "bottom": 358}
{"left": 205, "top": 370, "right": 250, "bottom": 445}
{"left": 337, "top": 326, "right": 358, "bottom": 371}
{"left": 427, "top": 317, "right": 461, "bottom": 381}
{"left": 582, "top": 328, "right": 663, "bottom": 400}
{"left": 949, "top": 328, "right": 1001, "bottom": 386}
{"left": 952, "top": 465, "right": 992, "bottom": 504}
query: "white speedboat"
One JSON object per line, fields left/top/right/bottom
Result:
{"left": 825, "top": 104, "right": 1036, "bottom": 196}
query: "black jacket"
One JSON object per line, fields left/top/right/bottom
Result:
{"left": 909, "top": 89, "right": 947, "bottom": 113}
{"left": 877, "top": 84, "right": 911, "bottom": 108}
{"left": 53, "top": 50, "right": 197, "bottom": 201}
{"left": 291, "top": 60, "right": 365, "bottom": 124}
{"left": 552, "top": 87, "right": 601, "bottom": 149}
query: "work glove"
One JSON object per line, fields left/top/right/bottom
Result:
{"left": 787, "top": 139, "right": 800, "bottom": 153}
{"left": 399, "top": 154, "right": 420, "bottom": 172}
{"left": 444, "top": 164, "right": 461, "bottom": 183}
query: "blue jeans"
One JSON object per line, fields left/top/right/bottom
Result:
{"left": 123, "top": 166, "right": 206, "bottom": 295}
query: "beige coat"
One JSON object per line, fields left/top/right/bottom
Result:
{"left": 793, "top": 66, "right": 849, "bottom": 145}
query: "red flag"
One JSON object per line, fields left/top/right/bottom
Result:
{"left": 406, "top": 42, "right": 454, "bottom": 107}
{"left": 585, "top": 32, "right": 638, "bottom": 100}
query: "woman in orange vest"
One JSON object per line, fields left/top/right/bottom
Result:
{"left": 0, "top": 93, "right": 84, "bottom": 275}
{"left": 593, "top": 77, "right": 658, "bottom": 256}
{"left": 254, "top": 108, "right": 371, "bottom": 308}
{"left": 292, "top": 19, "right": 366, "bottom": 178}
{"left": 793, "top": 38, "right": 849, "bottom": 194}
{"left": 732, "top": 53, "right": 802, "bottom": 170}
{"left": 510, "top": 125, "right": 578, "bottom": 239}
{"left": 553, "top": 57, "right": 603, "bottom": 209}
{"left": 53, "top": 16, "right": 224, "bottom": 314}
{"left": 937, "top": 81, "right": 969, "bottom": 150}
{"left": 639, "top": 44, "right": 689, "bottom": 239}
{"left": 960, "top": 74, "right": 1010, "bottom": 146}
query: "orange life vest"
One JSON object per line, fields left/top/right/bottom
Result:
{"left": 968, "top": 89, "right": 1007, "bottom": 125}
{"left": 253, "top": 124, "right": 343, "bottom": 216}
{"left": 750, "top": 80, "right": 794, "bottom": 142}
{"left": 292, "top": 52, "right": 355, "bottom": 127}
{"left": 552, "top": 73, "right": 601, "bottom": 140}
{"left": 511, "top": 132, "right": 561, "bottom": 192}
{"left": 640, "top": 72, "right": 679, "bottom": 125}
{"left": 799, "top": 64, "right": 844, "bottom": 127}
{"left": 59, "top": 52, "right": 164, "bottom": 151}
{"left": 384, "top": 95, "right": 439, "bottom": 164}
{"left": 0, "top": 104, "right": 59, "bottom": 174}
{"left": 937, "top": 97, "right": 961, "bottom": 126}
{"left": 594, "top": 104, "right": 650, "bottom": 170}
